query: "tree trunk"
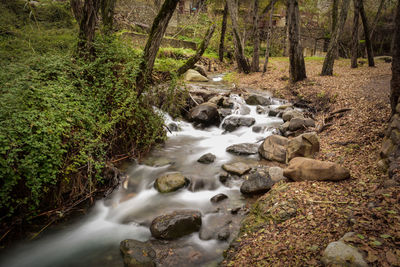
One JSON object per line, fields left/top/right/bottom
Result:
{"left": 227, "top": 0, "right": 251, "bottom": 73}
{"left": 390, "top": 0, "right": 400, "bottom": 114}
{"left": 351, "top": 0, "right": 360, "bottom": 68}
{"left": 100, "top": 0, "right": 116, "bottom": 33}
{"left": 153, "top": 0, "right": 162, "bottom": 11}
{"left": 283, "top": 8, "right": 289, "bottom": 57}
{"left": 359, "top": 0, "right": 375, "bottom": 67}
{"left": 321, "top": 0, "right": 350, "bottom": 76}
{"left": 369, "top": 0, "right": 386, "bottom": 41}
{"left": 251, "top": 0, "right": 260, "bottom": 72}
{"left": 77, "top": 0, "right": 101, "bottom": 58}
{"left": 263, "top": 1, "right": 276, "bottom": 74}
{"left": 219, "top": 1, "right": 228, "bottom": 62}
{"left": 71, "top": 0, "right": 83, "bottom": 22}
{"left": 332, "top": 0, "right": 339, "bottom": 34}
{"left": 287, "top": 0, "right": 306, "bottom": 83}
{"left": 177, "top": 24, "right": 216, "bottom": 75}
{"left": 136, "top": 0, "right": 179, "bottom": 97}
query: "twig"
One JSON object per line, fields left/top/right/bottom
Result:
{"left": 330, "top": 108, "right": 352, "bottom": 116}
{"left": 110, "top": 155, "right": 131, "bottom": 163}
{"left": 30, "top": 220, "right": 55, "bottom": 240}
{"left": 189, "top": 93, "right": 199, "bottom": 105}
{"left": 0, "top": 227, "right": 13, "bottom": 243}
{"left": 307, "top": 200, "right": 356, "bottom": 205}
{"left": 318, "top": 123, "right": 333, "bottom": 133}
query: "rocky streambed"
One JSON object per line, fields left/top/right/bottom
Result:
{"left": 0, "top": 73, "right": 351, "bottom": 267}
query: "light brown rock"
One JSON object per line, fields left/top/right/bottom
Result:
{"left": 258, "top": 135, "right": 289, "bottom": 163}
{"left": 284, "top": 157, "right": 350, "bottom": 181}
{"left": 286, "top": 132, "right": 320, "bottom": 162}
{"left": 222, "top": 162, "right": 251, "bottom": 176}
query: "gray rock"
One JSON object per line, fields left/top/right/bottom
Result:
{"left": 222, "top": 97, "right": 234, "bottom": 108}
{"left": 120, "top": 239, "right": 156, "bottom": 267}
{"left": 268, "top": 109, "right": 280, "bottom": 117}
{"left": 210, "top": 193, "right": 228, "bottom": 203}
{"left": 321, "top": 233, "right": 368, "bottom": 267}
{"left": 197, "top": 153, "right": 216, "bottom": 164}
{"left": 269, "top": 167, "right": 285, "bottom": 183}
{"left": 189, "top": 102, "right": 220, "bottom": 126}
{"left": 282, "top": 109, "right": 304, "bottom": 122}
{"left": 305, "top": 118, "right": 316, "bottom": 127}
{"left": 193, "top": 65, "right": 207, "bottom": 77}
{"left": 222, "top": 162, "right": 251, "bottom": 176}
{"left": 226, "top": 143, "right": 259, "bottom": 155}
{"left": 288, "top": 118, "right": 316, "bottom": 131}
{"left": 240, "top": 172, "right": 275, "bottom": 195}
{"left": 252, "top": 125, "right": 265, "bottom": 133}
{"left": 239, "top": 105, "right": 251, "bottom": 115}
{"left": 256, "top": 105, "right": 269, "bottom": 114}
{"left": 184, "top": 69, "right": 208, "bottom": 82}
{"left": 218, "top": 108, "right": 232, "bottom": 118}
{"left": 199, "top": 214, "right": 231, "bottom": 241}
{"left": 168, "top": 122, "right": 179, "bottom": 132}
{"left": 258, "top": 135, "right": 289, "bottom": 163}
{"left": 245, "top": 94, "right": 272, "bottom": 106}
{"left": 150, "top": 210, "right": 202, "bottom": 240}
{"left": 154, "top": 173, "right": 189, "bottom": 193}
{"left": 279, "top": 121, "right": 290, "bottom": 134}
{"left": 286, "top": 132, "right": 320, "bottom": 162}
{"left": 208, "top": 95, "right": 224, "bottom": 106}
{"left": 222, "top": 116, "right": 256, "bottom": 132}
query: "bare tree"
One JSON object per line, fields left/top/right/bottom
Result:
{"left": 351, "top": 0, "right": 360, "bottom": 68}
{"left": 177, "top": 24, "right": 216, "bottom": 75}
{"left": 287, "top": 0, "right": 306, "bottom": 82}
{"left": 251, "top": 0, "right": 260, "bottom": 72}
{"left": 332, "top": 0, "right": 339, "bottom": 35}
{"left": 358, "top": 0, "right": 375, "bottom": 67}
{"left": 219, "top": 1, "right": 228, "bottom": 62}
{"left": 227, "top": 0, "right": 251, "bottom": 73}
{"left": 369, "top": 0, "right": 386, "bottom": 41}
{"left": 263, "top": 0, "right": 276, "bottom": 74}
{"left": 71, "top": 0, "right": 83, "bottom": 22}
{"left": 390, "top": 0, "right": 400, "bottom": 114}
{"left": 136, "top": 0, "right": 180, "bottom": 96}
{"left": 321, "top": 0, "right": 350, "bottom": 76}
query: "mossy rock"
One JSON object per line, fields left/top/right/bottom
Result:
{"left": 154, "top": 172, "right": 189, "bottom": 193}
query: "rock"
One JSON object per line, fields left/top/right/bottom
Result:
{"left": 277, "top": 104, "right": 293, "bottom": 110}
{"left": 222, "top": 97, "right": 234, "bottom": 108}
{"left": 222, "top": 116, "right": 256, "bottom": 132}
{"left": 197, "top": 153, "right": 216, "bottom": 164}
{"left": 144, "top": 157, "right": 173, "bottom": 167}
{"left": 268, "top": 109, "right": 280, "bottom": 117}
{"left": 252, "top": 125, "right": 265, "bottom": 133}
{"left": 222, "top": 162, "right": 251, "bottom": 176}
{"left": 268, "top": 200, "right": 297, "bottom": 223}
{"left": 193, "top": 65, "right": 207, "bottom": 77}
{"left": 287, "top": 118, "right": 316, "bottom": 132}
{"left": 380, "top": 138, "right": 396, "bottom": 158}
{"left": 284, "top": 157, "right": 350, "bottom": 181}
{"left": 321, "top": 233, "right": 368, "bottom": 267}
{"left": 184, "top": 69, "right": 208, "bottom": 82}
{"left": 279, "top": 121, "right": 290, "bottom": 135}
{"left": 286, "top": 132, "right": 320, "bottom": 162}
{"left": 219, "top": 172, "right": 230, "bottom": 183}
{"left": 189, "top": 103, "right": 220, "bottom": 126}
{"left": 269, "top": 167, "right": 285, "bottom": 183}
{"left": 239, "top": 105, "right": 251, "bottom": 115}
{"left": 168, "top": 122, "right": 179, "bottom": 132}
{"left": 256, "top": 105, "right": 269, "bottom": 114}
{"left": 258, "top": 135, "right": 289, "bottom": 163}
{"left": 150, "top": 210, "right": 202, "bottom": 240}
{"left": 226, "top": 143, "right": 259, "bottom": 155}
{"left": 245, "top": 94, "right": 272, "bottom": 106}
{"left": 210, "top": 193, "right": 228, "bottom": 203}
{"left": 154, "top": 172, "right": 189, "bottom": 193}
{"left": 199, "top": 214, "right": 231, "bottom": 241}
{"left": 305, "top": 118, "right": 316, "bottom": 127}
{"left": 208, "top": 95, "right": 224, "bottom": 106}
{"left": 282, "top": 109, "right": 304, "bottom": 122}
{"left": 240, "top": 172, "right": 275, "bottom": 195}
{"left": 120, "top": 239, "right": 156, "bottom": 267}
{"left": 218, "top": 108, "right": 232, "bottom": 118}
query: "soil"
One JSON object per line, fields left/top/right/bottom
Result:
{"left": 222, "top": 58, "right": 400, "bottom": 266}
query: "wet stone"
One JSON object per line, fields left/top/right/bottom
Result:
{"left": 120, "top": 239, "right": 156, "bottom": 267}
{"left": 226, "top": 143, "right": 259, "bottom": 155}
{"left": 222, "top": 162, "right": 252, "bottom": 176}
{"left": 210, "top": 193, "right": 228, "bottom": 203}
{"left": 197, "top": 153, "right": 216, "bottom": 164}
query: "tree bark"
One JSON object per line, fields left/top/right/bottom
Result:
{"left": 263, "top": 1, "right": 276, "bottom": 74}
{"left": 359, "top": 0, "right": 375, "bottom": 67}
{"left": 390, "top": 0, "right": 400, "bottom": 114}
{"left": 100, "top": 0, "right": 116, "bottom": 33}
{"left": 283, "top": 7, "right": 289, "bottom": 57}
{"left": 287, "top": 0, "right": 306, "bottom": 83}
{"left": 219, "top": 1, "right": 228, "bottom": 62}
{"left": 321, "top": 0, "right": 350, "bottom": 76}
{"left": 77, "top": 0, "right": 101, "bottom": 58}
{"left": 136, "top": 0, "right": 179, "bottom": 97}
{"left": 332, "top": 0, "right": 339, "bottom": 34}
{"left": 71, "top": 0, "right": 83, "bottom": 22}
{"left": 251, "top": 0, "right": 260, "bottom": 72}
{"left": 351, "top": 0, "right": 360, "bottom": 68}
{"left": 177, "top": 24, "right": 216, "bottom": 75}
{"left": 369, "top": 0, "right": 386, "bottom": 41}
{"left": 227, "top": 0, "right": 251, "bottom": 73}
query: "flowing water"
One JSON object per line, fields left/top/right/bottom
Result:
{"left": 0, "top": 75, "right": 285, "bottom": 267}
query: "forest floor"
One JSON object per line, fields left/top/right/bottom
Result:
{"left": 222, "top": 58, "right": 400, "bottom": 266}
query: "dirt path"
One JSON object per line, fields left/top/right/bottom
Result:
{"left": 222, "top": 59, "right": 400, "bottom": 266}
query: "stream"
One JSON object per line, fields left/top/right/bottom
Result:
{"left": 0, "top": 74, "right": 286, "bottom": 267}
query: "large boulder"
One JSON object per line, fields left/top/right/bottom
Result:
{"left": 208, "top": 95, "right": 224, "bottom": 106}
{"left": 193, "top": 65, "right": 207, "bottom": 77}
{"left": 245, "top": 94, "right": 272, "bottom": 106}
{"left": 240, "top": 172, "right": 275, "bottom": 195}
{"left": 226, "top": 143, "right": 259, "bottom": 155}
{"left": 321, "top": 233, "right": 368, "bottom": 267}
{"left": 288, "top": 118, "right": 315, "bottom": 131}
{"left": 120, "top": 239, "right": 156, "bottom": 267}
{"left": 282, "top": 109, "right": 304, "bottom": 122}
{"left": 222, "top": 116, "right": 256, "bottom": 132}
{"left": 222, "top": 162, "right": 251, "bottom": 176}
{"left": 284, "top": 157, "right": 350, "bottom": 181}
{"left": 258, "top": 135, "right": 289, "bottom": 163}
{"left": 150, "top": 210, "right": 202, "bottom": 240}
{"left": 184, "top": 69, "right": 208, "bottom": 82}
{"left": 154, "top": 172, "right": 189, "bottom": 193}
{"left": 286, "top": 132, "right": 320, "bottom": 162}
{"left": 189, "top": 102, "right": 220, "bottom": 126}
